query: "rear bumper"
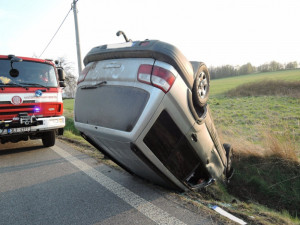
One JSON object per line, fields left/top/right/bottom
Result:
{"left": 0, "top": 116, "right": 65, "bottom": 136}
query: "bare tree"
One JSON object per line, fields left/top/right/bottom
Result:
{"left": 56, "top": 57, "right": 77, "bottom": 98}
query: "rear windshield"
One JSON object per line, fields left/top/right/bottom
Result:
{"left": 0, "top": 59, "right": 58, "bottom": 87}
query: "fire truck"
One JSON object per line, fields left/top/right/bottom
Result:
{"left": 0, "top": 55, "right": 66, "bottom": 147}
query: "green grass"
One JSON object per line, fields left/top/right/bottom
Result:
{"left": 227, "top": 156, "right": 300, "bottom": 220}
{"left": 65, "top": 117, "right": 80, "bottom": 135}
{"left": 63, "top": 99, "right": 75, "bottom": 111}
{"left": 63, "top": 99, "right": 75, "bottom": 118}
{"left": 210, "top": 96, "right": 300, "bottom": 146}
{"left": 62, "top": 99, "right": 82, "bottom": 140}
{"left": 210, "top": 69, "right": 300, "bottom": 96}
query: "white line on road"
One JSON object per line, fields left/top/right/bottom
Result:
{"left": 51, "top": 145, "right": 187, "bottom": 225}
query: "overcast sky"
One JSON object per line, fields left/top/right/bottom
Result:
{"left": 1, "top": 0, "right": 299, "bottom": 75}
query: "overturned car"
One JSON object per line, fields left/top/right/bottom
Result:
{"left": 74, "top": 37, "right": 233, "bottom": 191}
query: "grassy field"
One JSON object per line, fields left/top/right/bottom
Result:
{"left": 63, "top": 99, "right": 75, "bottom": 118}
{"left": 63, "top": 69, "right": 300, "bottom": 223}
{"left": 208, "top": 69, "right": 300, "bottom": 148}
{"left": 210, "top": 69, "right": 300, "bottom": 96}
{"left": 210, "top": 96, "right": 300, "bottom": 147}
{"left": 207, "top": 70, "right": 300, "bottom": 222}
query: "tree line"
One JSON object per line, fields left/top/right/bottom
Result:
{"left": 56, "top": 57, "right": 299, "bottom": 97}
{"left": 209, "top": 61, "right": 299, "bottom": 80}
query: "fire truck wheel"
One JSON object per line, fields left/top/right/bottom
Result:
{"left": 42, "top": 130, "right": 56, "bottom": 147}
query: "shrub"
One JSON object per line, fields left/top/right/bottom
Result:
{"left": 226, "top": 80, "right": 300, "bottom": 98}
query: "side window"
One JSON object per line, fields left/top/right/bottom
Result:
{"left": 37, "top": 65, "right": 57, "bottom": 86}
{"left": 48, "top": 68, "right": 57, "bottom": 86}
{"left": 144, "top": 110, "right": 201, "bottom": 180}
{"left": 39, "top": 71, "right": 49, "bottom": 83}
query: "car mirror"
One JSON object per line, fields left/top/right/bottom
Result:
{"left": 58, "top": 68, "right": 66, "bottom": 81}
{"left": 59, "top": 81, "right": 66, "bottom": 87}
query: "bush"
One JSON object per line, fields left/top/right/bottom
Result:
{"left": 226, "top": 80, "right": 300, "bottom": 98}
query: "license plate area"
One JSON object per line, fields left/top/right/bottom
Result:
{"left": 5, "top": 127, "right": 31, "bottom": 134}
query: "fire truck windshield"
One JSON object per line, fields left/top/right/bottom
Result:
{"left": 0, "top": 59, "right": 58, "bottom": 87}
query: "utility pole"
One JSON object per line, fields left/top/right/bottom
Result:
{"left": 72, "top": 0, "right": 82, "bottom": 74}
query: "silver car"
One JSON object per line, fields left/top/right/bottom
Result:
{"left": 74, "top": 38, "right": 233, "bottom": 191}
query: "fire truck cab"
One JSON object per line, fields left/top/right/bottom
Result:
{"left": 0, "top": 55, "right": 66, "bottom": 147}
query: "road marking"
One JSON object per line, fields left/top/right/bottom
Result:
{"left": 51, "top": 145, "right": 187, "bottom": 225}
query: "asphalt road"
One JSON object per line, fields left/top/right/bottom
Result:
{"left": 0, "top": 140, "right": 220, "bottom": 225}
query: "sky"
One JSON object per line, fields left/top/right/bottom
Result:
{"left": 1, "top": 0, "right": 300, "bottom": 76}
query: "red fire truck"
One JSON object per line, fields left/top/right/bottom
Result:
{"left": 0, "top": 55, "right": 66, "bottom": 147}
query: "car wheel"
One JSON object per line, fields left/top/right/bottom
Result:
{"left": 223, "top": 143, "right": 234, "bottom": 179}
{"left": 192, "top": 64, "right": 210, "bottom": 108}
{"left": 42, "top": 130, "right": 56, "bottom": 147}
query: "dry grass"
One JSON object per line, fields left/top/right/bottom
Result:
{"left": 226, "top": 80, "right": 300, "bottom": 98}
{"left": 218, "top": 124, "right": 299, "bottom": 161}
{"left": 226, "top": 131, "right": 299, "bottom": 163}
{"left": 222, "top": 128, "right": 300, "bottom": 218}
{"left": 263, "top": 132, "right": 299, "bottom": 162}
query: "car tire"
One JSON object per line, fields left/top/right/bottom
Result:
{"left": 42, "top": 130, "right": 56, "bottom": 147}
{"left": 192, "top": 63, "right": 210, "bottom": 108}
{"left": 223, "top": 143, "right": 234, "bottom": 179}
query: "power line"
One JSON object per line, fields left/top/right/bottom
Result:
{"left": 39, "top": 8, "right": 72, "bottom": 58}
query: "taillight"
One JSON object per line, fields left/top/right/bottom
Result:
{"left": 137, "top": 64, "right": 175, "bottom": 93}
{"left": 137, "top": 64, "right": 152, "bottom": 84}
